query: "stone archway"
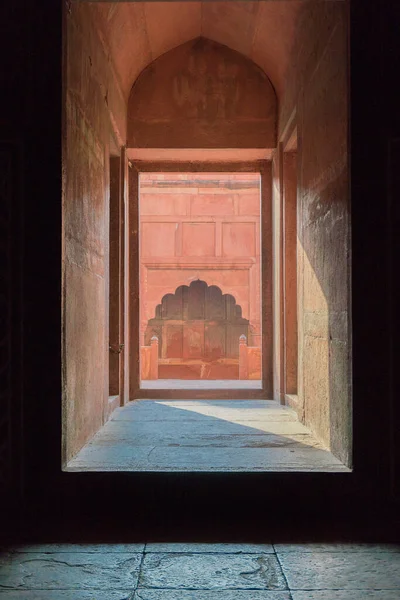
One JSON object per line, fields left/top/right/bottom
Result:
{"left": 61, "top": 0, "right": 351, "bottom": 466}
{"left": 144, "top": 280, "right": 250, "bottom": 379}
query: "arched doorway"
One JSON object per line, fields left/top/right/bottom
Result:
{"left": 62, "top": 3, "right": 351, "bottom": 470}
{"left": 144, "top": 280, "right": 251, "bottom": 380}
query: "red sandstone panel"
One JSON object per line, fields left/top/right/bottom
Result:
{"left": 162, "top": 291, "right": 184, "bottom": 319}
{"left": 202, "top": 2, "right": 259, "bottom": 57}
{"left": 146, "top": 270, "right": 191, "bottom": 288}
{"left": 142, "top": 287, "right": 181, "bottom": 305}
{"left": 191, "top": 194, "right": 235, "bottom": 216}
{"left": 203, "top": 270, "right": 249, "bottom": 288}
{"left": 140, "top": 193, "right": 188, "bottom": 216}
{"left": 146, "top": 269, "right": 249, "bottom": 289}
{"left": 247, "top": 347, "right": 262, "bottom": 379}
{"left": 141, "top": 222, "right": 176, "bottom": 257}
{"left": 140, "top": 185, "right": 194, "bottom": 195}
{"left": 238, "top": 193, "right": 260, "bottom": 216}
{"left": 205, "top": 322, "right": 226, "bottom": 360}
{"left": 197, "top": 187, "right": 239, "bottom": 195}
{"left": 229, "top": 174, "right": 260, "bottom": 181}
{"left": 222, "top": 223, "right": 256, "bottom": 257}
{"left": 188, "top": 281, "right": 206, "bottom": 319}
{"left": 226, "top": 323, "right": 249, "bottom": 358}
{"left": 139, "top": 173, "right": 263, "bottom": 378}
{"left": 144, "top": 2, "right": 202, "bottom": 60}
{"left": 164, "top": 324, "right": 183, "bottom": 358}
{"left": 140, "top": 346, "right": 151, "bottom": 380}
{"left": 182, "top": 223, "right": 215, "bottom": 256}
{"left": 205, "top": 285, "right": 225, "bottom": 319}
{"left": 183, "top": 322, "right": 205, "bottom": 359}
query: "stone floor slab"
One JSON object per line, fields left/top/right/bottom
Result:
{"left": 135, "top": 592, "right": 290, "bottom": 600}
{"left": 0, "top": 592, "right": 133, "bottom": 600}
{"left": 158, "top": 400, "right": 277, "bottom": 408}
{"left": 141, "top": 380, "right": 263, "bottom": 389}
{"left": 68, "top": 446, "right": 347, "bottom": 472}
{"left": 145, "top": 543, "right": 274, "bottom": 553}
{"left": 113, "top": 401, "right": 296, "bottom": 423}
{"left": 291, "top": 592, "right": 400, "bottom": 600}
{"left": 6, "top": 544, "right": 144, "bottom": 553}
{"left": 112, "top": 410, "right": 295, "bottom": 424}
{"left": 139, "top": 553, "right": 286, "bottom": 590}
{"left": 143, "top": 446, "right": 346, "bottom": 472}
{"left": 67, "top": 400, "right": 347, "bottom": 472}
{"left": 67, "top": 446, "right": 156, "bottom": 471}
{"left": 87, "top": 427, "right": 325, "bottom": 449}
{"left": 0, "top": 552, "right": 141, "bottom": 590}
{"left": 107, "top": 417, "right": 310, "bottom": 436}
{"left": 278, "top": 552, "right": 400, "bottom": 590}
{"left": 275, "top": 543, "right": 400, "bottom": 553}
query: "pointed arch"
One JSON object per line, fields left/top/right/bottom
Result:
{"left": 128, "top": 38, "right": 277, "bottom": 149}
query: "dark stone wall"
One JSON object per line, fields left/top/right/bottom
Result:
{"left": 1, "top": 0, "right": 399, "bottom": 534}
{"left": 63, "top": 4, "right": 128, "bottom": 463}
{"left": 277, "top": 3, "right": 351, "bottom": 464}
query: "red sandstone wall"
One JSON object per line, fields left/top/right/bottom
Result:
{"left": 64, "top": 1, "right": 349, "bottom": 462}
{"left": 63, "top": 5, "right": 127, "bottom": 463}
{"left": 139, "top": 173, "right": 261, "bottom": 350}
{"left": 128, "top": 38, "right": 277, "bottom": 149}
{"left": 276, "top": 2, "right": 350, "bottom": 463}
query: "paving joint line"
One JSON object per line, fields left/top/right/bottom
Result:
{"left": 274, "top": 544, "right": 293, "bottom": 598}
{"left": 134, "top": 547, "right": 147, "bottom": 596}
{"left": 135, "top": 586, "right": 292, "bottom": 591}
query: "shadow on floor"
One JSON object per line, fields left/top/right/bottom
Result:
{"left": 66, "top": 400, "right": 348, "bottom": 473}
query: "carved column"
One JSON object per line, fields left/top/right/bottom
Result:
{"left": 239, "top": 334, "right": 249, "bottom": 380}
{"left": 150, "top": 336, "right": 159, "bottom": 380}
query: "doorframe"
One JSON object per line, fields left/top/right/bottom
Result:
{"left": 128, "top": 160, "right": 273, "bottom": 400}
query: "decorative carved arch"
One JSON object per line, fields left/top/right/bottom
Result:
{"left": 152, "top": 281, "right": 244, "bottom": 319}
{"left": 145, "top": 279, "right": 250, "bottom": 361}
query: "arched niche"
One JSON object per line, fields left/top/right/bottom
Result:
{"left": 145, "top": 280, "right": 250, "bottom": 361}
{"left": 128, "top": 37, "right": 277, "bottom": 149}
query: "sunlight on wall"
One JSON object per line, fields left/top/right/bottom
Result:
{"left": 301, "top": 248, "right": 330, "bottom": 446}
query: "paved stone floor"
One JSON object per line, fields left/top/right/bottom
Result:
{"left": 67, "top": 400, "right": 348, "bottom": 472}
{"left": 1, "top": 542, "right": 400, "bottom": 598}
{"left": 141, "top": 380, "right": 263, "bottom": 389}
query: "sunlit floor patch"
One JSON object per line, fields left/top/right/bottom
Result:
{"left": 141, "top": 380, "right": 263, "bottom": 389}
{"left": 66, "top": 400, "right": 349, "bottom": 473}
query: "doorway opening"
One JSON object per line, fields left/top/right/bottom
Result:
{"left": 139, "top": 172, "right": 263, "bottom": 390}
{"left": 282, "top": 133, "right": 298, "bottom": 405}
{"left": 108, "top": 154, "right": 122, "bottom": 401}
{"left": 63, "top": 1, "right": 351, "bottom": 473}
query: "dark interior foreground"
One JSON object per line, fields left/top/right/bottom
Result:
{"left": 1, "top": 3, "right": 400, "bottom": 589}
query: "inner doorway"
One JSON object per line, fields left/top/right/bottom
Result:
{"left": 63, "top": 2, "right": 351, "bottom": 472}
{"left": 137, "top": 170, "right": 268, "bottom": 393}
